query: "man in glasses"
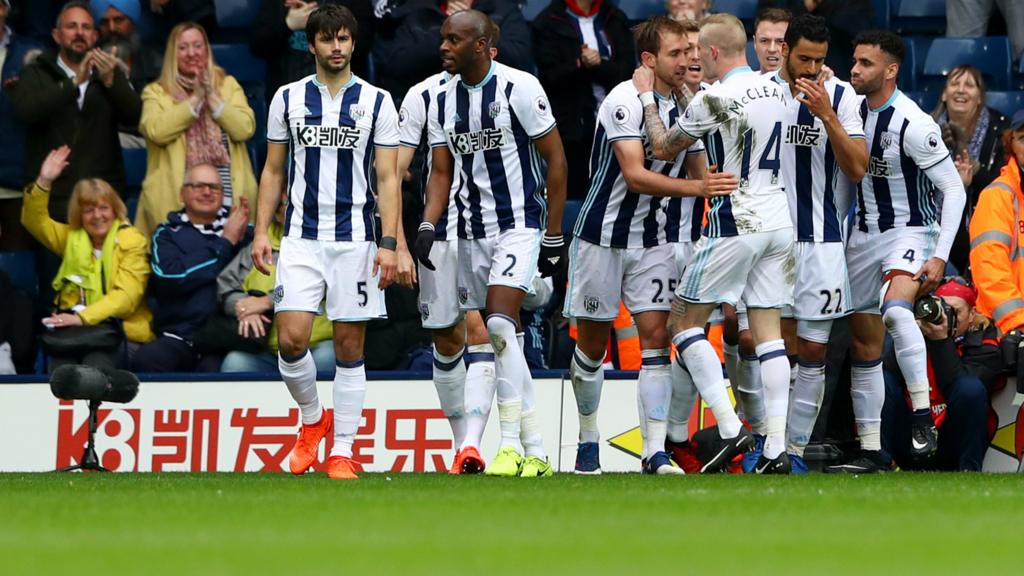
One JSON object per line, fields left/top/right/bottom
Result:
{"left": 132, "top": 163, "right": 252, "bottom": 372}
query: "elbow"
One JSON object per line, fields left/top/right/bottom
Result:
{"left": 653, "top": 148, "right": 675, "bottom": 162}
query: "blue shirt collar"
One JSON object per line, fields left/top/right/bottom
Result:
{"left": 722, "top": 66, "right": 753, "bottom": 82}
{"left": 461, "top": 61, "right": 497, "bottom": 89}
{"left": 871, "top": 88, "right": 901, "bottom": 113}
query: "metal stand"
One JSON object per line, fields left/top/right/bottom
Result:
{"left": 59, "top": 400, "right": 109, "bottom": 472}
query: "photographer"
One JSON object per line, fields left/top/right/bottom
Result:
{"left": 881, "top": 279, "right": 1002, "bottom": 471}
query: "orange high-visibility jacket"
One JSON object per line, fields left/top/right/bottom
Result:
{"left": 969, "top": 158, "right": 1024, "bottom": 334}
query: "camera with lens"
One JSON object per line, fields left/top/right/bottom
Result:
{"left": 999, "top": 330, "right": 1024, "bottom": 394}
{"left": 914, "top": 294, "right": 957, "bottom": 339}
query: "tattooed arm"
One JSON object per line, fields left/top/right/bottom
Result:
{"left": 632, "top": 66, "right": 697, "bottom": 161}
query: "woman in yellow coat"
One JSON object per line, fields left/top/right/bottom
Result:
{"left": 135, "top": 22, "right": 257, "bottom": 238}
{"left": 22, "top": 146, "right": 155, "bottom": 372}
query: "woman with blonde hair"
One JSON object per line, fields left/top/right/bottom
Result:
{"left": 22, "top": 146, "right": 154, "bottom": 372}
{"left": 135, "top": 22, "right": 257, "bottom": 237}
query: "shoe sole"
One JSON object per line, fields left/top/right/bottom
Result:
{"left": 700, "top": 434, "right": 754, "bottom": 474}
{"left": 460, "top": 456, "right": 485, "bottom": 475}
{"left": 574, "top": 468, "right": 602, "bottom": 475}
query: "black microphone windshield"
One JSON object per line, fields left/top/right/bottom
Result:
{"left": 100, "top": 368, "right": 140, "bottom": 404}
{"left": 50, "top": 365, "right": 110, "bottom": 401}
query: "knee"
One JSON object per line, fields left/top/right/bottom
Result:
{"left": 432, "top": 324, "right": 465, "bottom": 357}
{"left": 950, "top": 374, "right": 988, "bottom": 412}
{"left": 738, "top": 329, "right": 755, "bottom": 355}
{"left": 277, "top": 336, "right": 307, "bottom": 360}
{"left": 797, "top": 340, "right": 828, "bottom": 364}
{"left": 881, "top": 301, "right": 914, "bottom": 330}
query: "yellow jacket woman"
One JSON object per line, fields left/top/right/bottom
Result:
{"left": 22, "top": 148, "right": 155, "bottom": 361}
{"left": 134, "top": 22, "right": 257, "bottom": 238}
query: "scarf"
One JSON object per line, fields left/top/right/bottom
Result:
{"left": 178, "top": 205, "right": 229, "bottom": 236}
{"left": 52, "top": 220, "right": 121, "bottom": 307}
{"left": 171, "top": 79, "right": 230, "bottom": 170}
{"left": 566, "top": 0, "right": 603, "bottom": 17}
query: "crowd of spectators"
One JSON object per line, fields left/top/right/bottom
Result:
{"left": 0, "top": 0, "right": 1021, "bottom": 470}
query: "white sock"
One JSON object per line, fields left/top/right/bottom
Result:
{"left": 279, "top": 351, "right": 322, "bottom": 425}
{"left": 722, "top": 342, "right": 742, "bottom": 418}
{"left": 851, "top": 359, "right": 884, "bottom": 452}
{"left": 883, "top": 301, "right": 930, "bottom": 410}
{"left": 737, "top": 349, "right": 767, "bottom": 435}
{"left": 433, "top": 346, "right": 467, "bottom": 449}
{"left": 488, "top": 314, "right": 526, "bottom": 454}
{"left": 668, "top": 358, "right": 698, "bottom": 443}
{"left": 674, "top": 327, "right": 742, "bottom": 439}
{"left": 462, "top": 344, "right": 496, "bottom": 450}
{"left": 638, "top": 349, "right": 672, "bottom": 458}
{"left": 330, "top": 359, "right": 367, "bottom": 458}
{"left": 520, "top": 410, "right": 545, "bottom": 459}
{"left": 786, "top": 361, "right": 826, "bottom": 457}
{"left": 756, "top": 340, "right": 790, "bottom": 460}
{"left": 571, "top": 346, "right": 604, "bottom": 443}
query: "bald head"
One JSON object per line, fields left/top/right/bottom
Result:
{"left": 699, "top": 13, "right": 747, "bottom": 57}
{"left": 445, "top": 9, "right": 494, "bottom": 45}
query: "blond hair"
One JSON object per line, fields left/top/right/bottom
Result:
{"left": 156, "top": 22, "right": 225, "bottom": 95}
{"left": 700, "top": 13, "right": 747, "bottom": 57}
{"left": 67, "top": 179, "right": 128, "bottom": 230}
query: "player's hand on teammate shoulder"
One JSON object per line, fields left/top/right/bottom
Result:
{"left": 538, "top": 233, "right": 566, "bottom": 278}
{"left": 632, "top": 65, "right": 655, "bottom": 95}
{"left": 701, "top": 165, "right": 739, "bottom": 198}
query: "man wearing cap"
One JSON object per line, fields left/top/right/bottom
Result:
{"left": 880, "top": 278, "right": 1003, "bottom": 471}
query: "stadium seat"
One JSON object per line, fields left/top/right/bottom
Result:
{"left": 563, "top": 199, "right": 583, "bottom": 232}
{"left": 922, "top": 37, "right": 1013, "bottom": 92}
{"left": 212, "top": 44, "right": 266, "bottom": 85}
{"left": 872, "top": 0, "right": 890, "bottom": 30}
{"left": 519, "top": 0, "right": 547, "bottom": 21}
{"left": 986, "top": 91, "right": 1024, "bottom": 118}
{"left": 712, "top": 0, "right": 757, "bottom": 28}
{"left": 896, "top": 36, "right": 923, "bottom": 91}
{"left": 215, "top": 0, "right": 261, "bottom": 30}
{"left": 0, "top": 251, "right": 37, "bottom": 297}
{"left": 122, "top": 148, "right": 146, "bottom": 192}
{"left": 618, "top": 0, "right": 665, "bottom": 21}
{"left": 903, "top": 90, "right": 938, "bottom": 113}
{"left": 891, "top": 0, "right": 945, "bottom": 35}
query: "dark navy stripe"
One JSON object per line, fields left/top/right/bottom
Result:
{"left": 795, "top": 105, "right": 815, "bottom": 241}
{"left": 852, "top": 358, "right": 882, "bottom": 368}
{"left": 641, "top": 355, "right": 671, "bottom": 366}
{"left": 483, "top": 78, "right": 515, "bottom": 230}
{"left": 689, "top": 197, "right": 704, "bottom": 241}
{"left": 797, "top": 360, "right": 826, "bottom": 368}
{"left": 704, "top": 132, "right": 736, "bottom": 237}
{"left": 301, "top": 80, "right": 322, "bottom": 239}
{"left": 337, "top": 357, "right": 366, "bottom": 368}
{"left": 455, "top": 85, "right": 486, "bottom": 238}
{"left": 433, "top": 350, "right": 464, "bottom": 371}
{"left": 664, "top": 198, "right": 682, "bottom": 242}
{"left": 822, "top": 84, "right": 844, "bottom": 242}
{"left": 466, "top": 351, "right": 495, "bottom": 364}
{"left": 283, "top": 88, "right": 295, "bottom": 237}
{"left": 333, "top": 83, "right": 362, "bottom": 241}
{"left": 641, "top": 195, "right": 662, "bottom": 247}
{"left": 611, "top": 179, "right": 640, "bottom": 246}
{"left": 420, "top": 88, "right": 449, "bottom": 241}
{"left": 880, "top": 299, "right": 913, "bottom": 314}
{"left": 674, "top": 333, "right": 706, "bottom": 354}
{"left": 361, "top": 91, "right": 383, "bottom": 241}
{"left": 758, "top": 349, "right": 788, "bottom": 363}
{"left": 505, "top": 82, "right": 545, "bottom": 230}
{"left": 577, "top": 126, "right": 618, "bottom": 245}
{"left": 872, "top": 107, "right": 897, "bottom": 232}
{"left": 898, "top": 118, "right": 926, "bottom": 227}
{"left": 573, "top": 349, "right": 601, "bottom": 372}
{"left": 279, "top": 349, "right": 307, "bottom": 363}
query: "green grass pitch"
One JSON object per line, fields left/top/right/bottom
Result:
{"left": 2, "top": 472, "right": 1022, "bottom": 575}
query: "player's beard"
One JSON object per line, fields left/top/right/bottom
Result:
{"left": 316, "top": 51, "right": 350, "bottom": 75}
{"left": 853, "top": 73, "right": 882, "bottom": 96}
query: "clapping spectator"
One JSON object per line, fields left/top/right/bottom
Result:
{"left": 135, "top": 22, "right": 257, "bottom": 238}
{"left": 250, "top": 0, "right": 376, "bottom": 103}
{"left": 132, "top": 163, "right": 251, "bottom": 373}
{"left": 374, "top": 0, "right": 532, "bottom": 102}
{"left": 5, "top": 1, "right": 141, "bottom": 223}
{"left": 21, "top": 146, "right": 154, "bottom": 372}
{"left": 531, "top": 0, "right": 634, "bottom": 200}
{"left": 932, "top": 65, "right": 1010, "bottom": 276}
{"left": 216, "top": 191, "right": 336, "bottom": 373}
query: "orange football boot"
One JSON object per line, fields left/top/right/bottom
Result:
{"left": 455, "top": 446, "right": 486, "bottom": 474}
{"left": 326, "top": 455, "right": 361, "bottom": 479}
{"left": 289, "top": 410, "right": 332, "bottom": 475}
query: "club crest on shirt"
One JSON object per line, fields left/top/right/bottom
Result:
{"left": 272, "top": 285, "right": 285, "bottom": 304}
{"left": 880, "top": 131, "right": 895, "bottom": 149}
{"left": 350, "top": 104, "right": 366, "bottom": 121}
{"left": 584, "top": 295, "right": 600, "bottom": 314}
{"left": 419, "top": 302, "right": 430, "bottom": 320}
{"left": 458, "top": 287, "right": 469, "bottom": 305}
{"left": 488, "top": 101, "right": 502, "bottom": 118}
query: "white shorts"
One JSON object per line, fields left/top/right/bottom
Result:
{"left": 274, "top": 236, "right": 386, "bottom": 322}
{"left": 564, "top": 240, "right": 679, "bottom": 321}
{"left": 676, "top": 228, "right": 795, "bottom": 309}
{"left": 672, "top": 241, "right": 696, "bottom": 279}
{"left": 458, "top": 228, "right": 541, "bottom": 310}
{"left": 846, "top": 226, "right": 938, "bottom": 314}
{"left": 418, "top": 240, "right": 462, "bottom": 329}
{"left": 792, "top": 241, "right": 853, "bottom": 321}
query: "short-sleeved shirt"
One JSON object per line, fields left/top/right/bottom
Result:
{"left": 855, "top": 90, "right": 950, "bottom": 234}
{"left": 769, "top": 72, "right": 865, "bottom": 243}
{"left": 399, "top": 71, "right": 460, "bottom": 241}
{"left": 574, "top": 80, "right": 705, "bottom": 248}
{"left": 676, "top": 66, "right": 791, "bottom": 238}
{"left": 267, "top": 74, "right": 399, "bottom": 242}
{"left": 427, "top": 61, "right": 555, "bottom": 239}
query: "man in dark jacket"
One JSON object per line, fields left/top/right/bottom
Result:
{"left": 5, "top": 1, "right": 141, "bottom": 223}
{"left": 249, "top": 0, "right": 375, "bottom": 104}
{"left": 531, "top": 0, "right": 634, "bottom": 200}
{"left": 373, "top": 0, "right": 532, "bottom": 103}
{"left": 879, "top": 279, "right": 1004, "bottom": 471}
{"left": 0, "top": 0, "right": 43, "bottom": 250}
{"left": 133, "top": 164, "right": 251, "bottom": 373}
